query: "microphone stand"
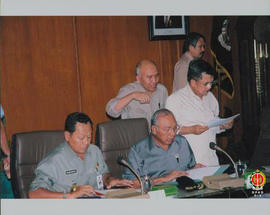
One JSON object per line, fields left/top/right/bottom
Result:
{"left": 210, "top": 142, "right": 239, "bottom": 178}
{"left": 117, "top": 156, "right": 144, "bottom": 195}
{"left": 219, "top": 148, "right": 239, "bottom": 178}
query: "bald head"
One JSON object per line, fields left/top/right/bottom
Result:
{"left": 135, "top": 59, "right": 159, "bottom": 92}
{"left": 135, "top": 59, "right": 157, "bottom": 76}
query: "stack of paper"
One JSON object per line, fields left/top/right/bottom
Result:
{"left": 207, "top": 114, "right": 240, "bottom": 128}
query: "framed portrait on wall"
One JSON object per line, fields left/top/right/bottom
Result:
{"left": 148, "top": 16, "right": 189, "bottom": 41}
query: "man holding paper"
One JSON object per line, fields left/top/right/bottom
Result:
{"left": 166, "top": 59, "right": 234, "bottom": 166}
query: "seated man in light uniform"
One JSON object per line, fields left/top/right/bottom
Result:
{"left": 29, "top": 112, "right": 133, "bottom": 199}
{"left": 123, "top": 109, "right": 203, "bottom": 186}
{"left": 106, "top": 59, "right": 168, "bottom": 127}
{"left": 166, "top": 59, "right": 233, "bottom": 166}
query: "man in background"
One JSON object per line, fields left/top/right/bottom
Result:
{"left": 29, "top": 112, "right": 133, "bottom": 198}
{"left": 172, "top": 32, "right": 206, "bottom": 92}
{"left": 106, "top": 59, "right": 168, "bottom": 127}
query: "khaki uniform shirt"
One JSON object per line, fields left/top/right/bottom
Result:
{"left": 106, "top": 81, "right": 168, "bottom": 126}
{"left": 29, "top": 142, "right": 109, "bottom": 192}
{"left": 173, "top": 52, "right": 194, "bottom": 92}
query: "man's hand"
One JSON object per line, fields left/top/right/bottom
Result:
{"left": 68, "top": 185, "right": 95, "bottom": 199}
{"left": 179, "top": 125, "right": 208, "bottom": 135}
{"left": 191, "top": 125, "right": 208, "bottom": 135}
{"left": 193, "top": 163, "right": 205, "bottom": 169}
{"left": 3, "top": 156, "right": 10, "bottom": 179}
{"left": 132, "top": 92, "right": 151, "bottom": 104}
{"left": 131, "top": 179, "right": 141, "bottom": 189}
{"left": 105, "top": 178, "right": 134, "bottom": 189}
{"left": 132, "top": 171, "right": 188, "bottom": 188}
{"left": 112, "top": 91, "right": 151, "bottom": 113}
{"left": 164, "top": 170, "right": 188, "bottom": 182}
{"left": 220, "top": 120, "right": 233, "bottom": 130}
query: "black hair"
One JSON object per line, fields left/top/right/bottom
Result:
{"left": 64, "top": 112, "right": 93, "bottom": 134}
{"left": 187, "top": 59, "right": 215, "bottom": 82}
{"left": 182, "top": 32, "right": 206, "bottom": 54}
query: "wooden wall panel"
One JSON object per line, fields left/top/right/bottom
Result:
{"left": 1, "top": 16, "right": 217, "bottom": 140}
{"left": 158, "top": 40, "right": 180, "bottom": 94}
{"left": 1, "top": 17, "right": 79, "bottom": 138}
{"left": 76, "top": 16, "right": 174, "bottom": 126}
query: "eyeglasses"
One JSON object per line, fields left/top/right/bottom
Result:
{"left": 156, "top": 125, "right": 180, "bottom": 133}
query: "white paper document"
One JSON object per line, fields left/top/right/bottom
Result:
{"left": 148, "top": 190, "right": 166, "bottom": 199}
{"left": 207, "top": 114, "right": 240, "bottom": 128}
{"left": 187, "top": 164, "right": 229, "bottom": 181}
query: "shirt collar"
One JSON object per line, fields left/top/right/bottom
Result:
{"left": 63, "top": 141, "right": 76, "bottom": 158}
{"left": 148, "top": 133, "right": 176, "bottom": 151}
{"left": 184, "top": 52, "right": 194, "bottom": 61}
{"left": 186, "top": 83, "right": 204, "bottom": 101}
{"left": 134, "top": 81, "right": 146, "bottom": 91}
{"left": 134, "top": 81, "right": 159, "bottom": 95}
{"left": 63, "top": 141, "right": 90, "bottom": 160}
{"left": 148, "top": 133, "right": 156, "bottom": 151}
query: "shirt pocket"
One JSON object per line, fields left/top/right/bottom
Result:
{"left": 50, "top": 169, "right": 79, "bottom": 193}
{"left": 60, "top": 169, "right": 79, "bottom": 186}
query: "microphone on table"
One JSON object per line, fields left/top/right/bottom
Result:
{"left": 209, "top": 142, "right": 239, "bottom": 178}
{"left": 117, "top": 155, "right": 144, "bottom": 195}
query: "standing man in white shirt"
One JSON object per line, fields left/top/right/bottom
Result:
{"left": 172, "top": 32, "right": 206, "bottom": 92}
{"left": 166, "top": 59, "right": 233, "bottom": 166}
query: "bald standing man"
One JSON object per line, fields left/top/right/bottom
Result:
{"left": 106, "top": 59, "right": 168, "bottom": 126}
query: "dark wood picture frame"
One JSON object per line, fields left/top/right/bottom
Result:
{"left": 148, "top": 16, "right": 189, "bottom": 41}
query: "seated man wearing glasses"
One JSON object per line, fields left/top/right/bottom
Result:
{"left": 166, "top": 59, "right": 234, "bottom": 166}
{"left": 123, "top": 109, "right": 203, "bottom": 185}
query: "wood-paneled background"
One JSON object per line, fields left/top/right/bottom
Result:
{"left": 1, "top": 16, "right": 241, "bottom": 143}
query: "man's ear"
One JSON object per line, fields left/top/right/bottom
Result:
{"left": 136, "top": 74, "right": 140, "bottom": 83}
{"left": 151, "top": 125, "right": 158, "bottom": 135}
{"left": 64, "top": 131, "right": 71, "bottom": 142}
{"left": 189, "top": 79, "right": 196, "bottom": 88}
{"left": 189, "top": 44, "right": 194, "bottom": 52}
